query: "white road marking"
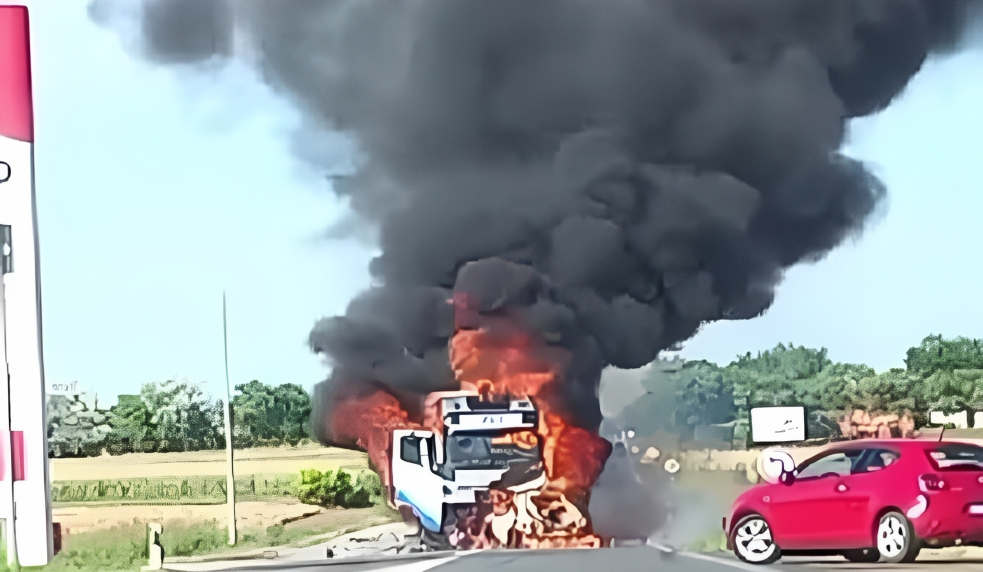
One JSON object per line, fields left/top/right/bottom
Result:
{"left": 373, "top": 555, "right": 460, "bottom": 572}
{"left": 680, "top": 551, "right": 779, "bottom": 571}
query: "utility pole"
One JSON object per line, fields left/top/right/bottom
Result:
{"left": 222, "top": 291, "right": 236, "bottom": 545}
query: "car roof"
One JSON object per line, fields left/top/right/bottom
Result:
{"left": 826, "top": 439, "right": 982, "bottom": 451}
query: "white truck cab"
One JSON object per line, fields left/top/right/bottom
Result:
{"left": 391, "top": 392, "right": 547, "bottom": 534}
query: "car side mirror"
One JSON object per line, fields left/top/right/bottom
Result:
{"left": 758, "top": 449, "right": 796, "bottom": 485}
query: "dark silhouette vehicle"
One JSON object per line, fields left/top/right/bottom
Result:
{"left": 724, "top": 439, "right": 983, "bottom": 564}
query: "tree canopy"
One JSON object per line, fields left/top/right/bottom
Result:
{"left": 618, "top": 334, "right": 983, "bottom": 441}
{"left": 49, "top": 334, "right": 983, "bottom": 457}
{"left": 49, "top": 379, "right": 315, "bottom": 457}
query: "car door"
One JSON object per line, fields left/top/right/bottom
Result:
{"left": 768, "top": 449, "right": 866, "bottom": 549}
{"left": 821, "top": 448, "right": 902, "bottom": 547}
{"left": 838, "top": 448, "right": 903, "bottom": 544}
{"left": 392, "top": 432, "right": 446, "bottom": 532}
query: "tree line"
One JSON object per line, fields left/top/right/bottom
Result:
{"left": 49, "top": 334, "right": 983, "bottom": 456}
{"left": 618, "top": 334, "right": 983, "bottom": 443}
{"left": 47, "top": 379, "right": 314, "bottom": 457}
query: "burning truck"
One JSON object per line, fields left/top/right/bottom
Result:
{"left": 313, "top": 260, "right": 616, "bottom": 550}
{"left": 392, "top": 391, "right": 550, "bottom": 549}
{"left": 393, "top": 390, "right": 676, "bottom": 552}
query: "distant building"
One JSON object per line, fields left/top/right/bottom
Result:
{"left": 929, "top": 410, "right": 983, "bottom": 429}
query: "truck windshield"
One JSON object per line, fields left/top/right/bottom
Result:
{"left": 927, "top": 444, "right": 983, "bottom": 471}
{"left": 445, "top": 431, "right": 540, "bottom": 469}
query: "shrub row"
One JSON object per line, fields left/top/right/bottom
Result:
{"left": 50, "top": 470, "right": 383, "bottom": 506}
{"left": 51, "top": 473, "right": 301, "bottom": 505}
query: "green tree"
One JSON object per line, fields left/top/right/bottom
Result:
{"left": 848, "top": 368, "right": 924, "bottom": 416}
{"left": 905, "top": 335, "right": 983, "bottom": 426}
{"left": 618, "top": 357, "right": 738, "bottom": 441}
{"left": 105, "top": 394, "right": 154, "bottom": 455}
{"left": 724, "top": 343, "right": 844, "bottom": 438}
{"left": 905, "top": 335, "right": 983, "bottom": 375}
{"left": 617, "top": 359, "right": 685, "bottom": 437}
{"left": 232, "top": 380, "right": 313, "bottom": 447}
{"left": 47, "top": 396, "right": 112, "bottom": 457}
{"left": 139, "top": 379, "right": 223, "bottom": 452}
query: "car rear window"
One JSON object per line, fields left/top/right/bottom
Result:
{"left": 927, "top": 444, "right": 983, "bottom": 471}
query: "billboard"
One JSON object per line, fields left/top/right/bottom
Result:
{"left": 750, "top": 406, "right": 806, "bottom": 443}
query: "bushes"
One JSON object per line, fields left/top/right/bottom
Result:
{"left": 40, "top": 520, "right": 230, "bottom": 571}
{"left": 42, "top": 523, "right": 146, "bottom": 571}
{"left": 356, "top": 471, "right": 383, "bottom": 498}
{"left": 297, "top": 469, "right": 375, "bottom": 508}
{"left": 160, "top": 519, "right": 228, "bottom": 557}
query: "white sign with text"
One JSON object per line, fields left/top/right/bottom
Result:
{"left": 48, "top": 380, "right": 83, "bottom": 396}
{"left": 751, "top": 406, "right": 806, "bottom": 442}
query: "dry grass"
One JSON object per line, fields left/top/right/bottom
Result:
{"left": 52, "top": 500, "right": 323, "bottom": 534}
{"left": 50, "top": 444, "right": 369, "bottom": 480}
{"left": 47, "top": 445, "right": 381, "bottom": 538}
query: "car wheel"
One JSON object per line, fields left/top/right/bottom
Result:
{"left": 876, "top": 511, "right": 921, "bottom": 563}
{"left": 731, "top": 514, "right": 782, "bottom": 565}
{"left": 842, "top": 548, "right": 879, "bottom": 563}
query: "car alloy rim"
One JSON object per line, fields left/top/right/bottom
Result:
{"left": 734, "top": 518, "right": 776, "bottom": 562}
{"left": 877, "top": 515, "right": 907, "bottom": 557}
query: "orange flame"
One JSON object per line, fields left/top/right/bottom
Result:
{"left": 326, "top": 386, "right": 420, "bottom": 502}
{"left": 328, "top": 291, "right": 613, "bottom": 549}
{"left": 446, "top": 293, "right": 612, "bottom": 548}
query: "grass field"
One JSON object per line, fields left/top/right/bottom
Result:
{"left": 47, "top": 445, "right": 389, "bottom": 535}
{"left": 49, "top": 443, "right": 369, "bottom": 480}
{"left": 44, "top": 504, "right": 402, "bottom": 572}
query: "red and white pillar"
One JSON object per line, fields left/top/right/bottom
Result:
{"left": 0, "top": 5, "right": 55, "bottom": 566}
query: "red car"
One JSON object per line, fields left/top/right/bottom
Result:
{"left": 724, "top": 439, "right": 983, "bottom": 564}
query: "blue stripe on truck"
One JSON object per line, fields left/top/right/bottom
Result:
{"left": 396, "top": 489, "right": 442, "bottom": 532}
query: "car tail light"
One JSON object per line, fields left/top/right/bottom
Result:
{"left": 920, "top": 474, "right": 948, "bottom": 492}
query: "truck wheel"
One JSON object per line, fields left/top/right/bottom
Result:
{"left": 421, "top": 527, "right": 453, "bottom": 551}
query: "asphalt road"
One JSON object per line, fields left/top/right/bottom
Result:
{"left": 218, "top": 547, "right": 983, "bottom": 572}
{"left": 776, "top": 555, "right": 983, "bottom": 571}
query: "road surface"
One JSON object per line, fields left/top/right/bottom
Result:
{"left": 206, "top": 547, "right": 983, "bottom": 572}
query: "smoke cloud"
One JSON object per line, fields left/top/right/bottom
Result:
{"left": 589, "top": 443, "right": 668, "bottom": 540}
{"left": 93, "top": 0, "right": 979, "bottom": 437}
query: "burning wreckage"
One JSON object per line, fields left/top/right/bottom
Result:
{"left": 393, "top": 391, "right": 580, "bottom": 549}
{"left": 316, "top": 261, "right": 622, "bottom": 550}
{"left": 310, "top": 259, "right": 676, "bottom": 552}
{"left": 392, "top": 391, "right": 675, "bottom": 552}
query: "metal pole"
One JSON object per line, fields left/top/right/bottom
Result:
{"left": 223, "top": 291, "right": 236, "bottom": 545}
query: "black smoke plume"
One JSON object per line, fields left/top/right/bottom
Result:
{"left": 92, "top": 0, "right": 980, "bottom": 439}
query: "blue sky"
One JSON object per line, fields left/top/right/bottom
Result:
{"left": 12, "top": 2, "right": 983, "bottom": 405}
